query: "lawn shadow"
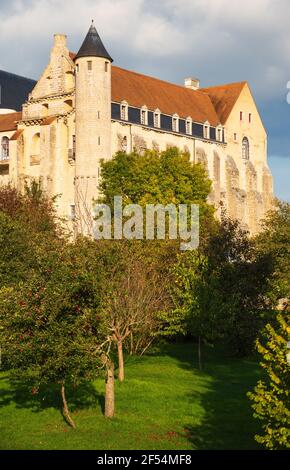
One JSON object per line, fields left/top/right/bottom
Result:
{"left": 0, "top": 375, "right": 104, "bottom": 419}
{"left": 156, "top": 341, "right": 263, "bottom": 450}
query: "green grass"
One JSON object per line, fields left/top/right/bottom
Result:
{"left": 0, "top": 342, "right": 262, "bottom": 450}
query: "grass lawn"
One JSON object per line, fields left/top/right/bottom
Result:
{"left": 0, "top": 342, "right": 262, "bottom": 450}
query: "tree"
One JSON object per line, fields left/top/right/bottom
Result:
{"left": 170, "top": 250, "right": 226, "bottom": 369}
{"left": 0, "top": 184, "right": 65, "bottom": 288}
{"left": 98, "top": 241, "right": 173, "bottom": 382}
{"left": 171, "top": 217, "right": 275, "bottom": 361}
{"left": 255, "top": 200, "right": 290, "bottom": 303}
{"left": 204, "top": 217, "right": 274, "bottom": 355}
{"left": 99, "top": 147, "right": 216, "bottom": 241}
{"left": 248, "top": 310, "right": 290, "bottom": 449}
{"left": 0, "top": 238, "right": 104, "bottom": 428}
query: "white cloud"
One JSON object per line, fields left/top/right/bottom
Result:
{"left": 0, "top": 0, "right": 290, "bottom": 100}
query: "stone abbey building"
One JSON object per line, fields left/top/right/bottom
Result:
{"left": 0, "top": 23, "right": 273, "bottom": 234}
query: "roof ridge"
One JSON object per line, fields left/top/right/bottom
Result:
{"left": 201, "top": 81, "right": 247, "bottom": 91}
{"left": 112, "top": 65, "right": 208, "bottom": 96}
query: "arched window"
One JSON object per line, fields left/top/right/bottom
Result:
{"left": 32, "top": 133, "right": 40, "bottom": 156}
{"left": 121, "top": 136, "right": 128, "bottom": 152}
{"left": 1, "top": 136, "right": 9, "bottom": 161}
{"left": 242, "top": 137, "right": 250, "bottom": 160}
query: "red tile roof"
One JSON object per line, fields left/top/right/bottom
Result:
{"left": 111, "top": 66, "right": 220, "bottom": 125}
{"left": 10, "top": 129, "right": 24, "bottom": 141}
{"left": 70, "top": 51, "right": 220, "bottom": 125}
{"left": 201, "top": 82, "right": 246, "bottom": 124}
{"left": 0, "top": 112, "right": 22, "bottom": 132}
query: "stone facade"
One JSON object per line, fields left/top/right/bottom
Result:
{"left": 0, "top": 26, "right": 274, "bottom": 235}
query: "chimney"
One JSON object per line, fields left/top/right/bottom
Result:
{"left": 184, "top": 77, "right": 200, "bottom": 91}
{"left": 53, "top": 34, "right": 67, "bottom": 47}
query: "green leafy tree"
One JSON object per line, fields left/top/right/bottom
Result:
{"left": 0, "top": 238, "right": 104, "bottom": 428}
{"left": 170, "top": 250, "right": 223, "bottom": 369}
{"left": 99, "top": 148, "right": 216, "bottom": 242}
{"left": 248, "top": 311, "right": 290, "bottom": 449}
{"left": 255, "top": 200, "right": 290, "bottom": 303}
{"left": 171, "top": 217, "right": 274, "bottom": 361}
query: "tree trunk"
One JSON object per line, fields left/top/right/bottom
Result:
{"left": 105, "top": 360, "right": 115, "bottom": 418}
{"left": 198, "top": 336, "right": 202, "bottom": 371}
{"left": 117, "top": 339, "right": 125, "bottom": 382}
{"left": 61, "top": 382, "right": 76, "bottom": 429}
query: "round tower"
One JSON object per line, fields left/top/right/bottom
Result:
{"left": 74, "top": 21, "right": 113, "bottom": 234}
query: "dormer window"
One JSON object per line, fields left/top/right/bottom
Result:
{"left": 120, "top": 101, "right": 128, "bottom": 121}
{"left": 172, "top": 114, "right": 179, "bottom": 133}
{"left": 154, "top": 109, "right": 161, "bottom": 128}
{"left": 216, "top": 125, "right": 223, "bottom": 142}
{"left": 140, "top": 106, "right": 148, "bottom": 126}
{"left": 203, "top": 122, "right": 210, "bottom": 139}
{"left": 186, "top": 117, "right": 192, "bottom": 135}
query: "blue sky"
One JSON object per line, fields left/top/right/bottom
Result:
{"left": 0, "top": 0, "right": 289, "bottom": 201}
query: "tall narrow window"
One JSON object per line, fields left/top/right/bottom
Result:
{"left": 98, "top": 136, "right": 101, "bottom": 146}
{"left": 242, "top": 137, "right": 250, "bottom": 160}
{"left": 216, "top": 125, "right": 223, "bottom": 142}
{"left": 120, "top": 101, "right": 128, "bottom": 121}
{"left": 1, "top": 136, "right": 9, "bottom": 160}
{"left": 172, "top": 114, "right": 179, "bottom": 133}
{"left": 154, "top": 109, "right": 161, "bottom": 128}
{"left": 240, "top": 111, "right": 243, "bottom": 121}
{"left": 105, "top": 62, "right": 109, "bottom": 72}
{"left": 186, "top": 117, "right": 192, "bottom": 135}
{"left": 203, "top": 122, "right": 210, "bottom": 139}
{"left": 121, "top": 136, "right": 128, "bottom": 152}
{"left": 140, "top": 106, "right": 148, "bottom": 126}
{"left": 87, "top": 61, "right": 92, "bottom": 71}
{"left": 249, "top": 113, "right": 252, "bottom": 123}
{"left": 234, "top": 133, "right": 237, "bottom": 141}
{"left": 72, "top": 135, "right": 76, "bottom": 159}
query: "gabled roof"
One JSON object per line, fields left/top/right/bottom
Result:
{"left": 75, "top": 23, "right": 113, "bottom": 62}
{"left": 201, "top": 82, "right": 247, "bottom": 124}
{"left": 0, "top": 112, "right": 22, "bottom": 132}
{"left": 0, "top": 70, "right": 36, "bottom": 111}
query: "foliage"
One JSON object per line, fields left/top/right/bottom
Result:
{"left": 171, "top": 217, "right": 275, "bottom": 357}
{"left": 99, "top": 147, "right": 217, "bottom": 242}
{"left": 99, "top": 241, "right": 173, "bottom": 358}
{"left": 255, "top": 200, "right": 290, "bottom": 303}
{"left": 248, "top": 312, "right": 290, "bottom": 449}
{"left": 0, "top": 238, "right": 105, "bottom": 426}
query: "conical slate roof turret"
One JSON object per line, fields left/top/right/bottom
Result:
{"left": 75, "top": 21, "right": 113, "bottom": 62}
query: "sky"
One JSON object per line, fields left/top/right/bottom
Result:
{"left": 0, "top": 0, "right": 289, "bottom": 201}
